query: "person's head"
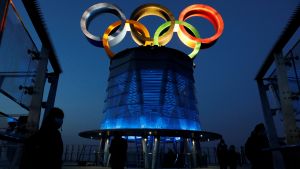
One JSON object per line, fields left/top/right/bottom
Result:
{"left": 113, "top": 131, "right": 122, "bottom": 139}
{"left": 229, "top": 145, "right": 235, "bottom": 151}
{"left": 254, "top": 123, "right": 266, "bottom": 136}
{"left": 7, "top": 118, "right": 17, "bottom": 129}
{"left": 220, "top": 138, "right": 225, "bottom": 144}
{"left": 41, "top": 107, "right": 64, "bottom": 130}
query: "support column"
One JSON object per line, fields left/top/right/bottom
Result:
{"left": 257, "top": 80, "right": 285, "bottom": 169}
{"left": 27, "top": 46, "right": 48, "bottom": 131}
{"left": 151, "top": 136, "right": 160, "bottom": 169}
{"left": 43, "top": 73, "right": 59, "bottom": 119}
{"left": 96, "top": 138, "right": 103, "bottom": 165}
{"left": 257, "top": 80, "right": 280, "bottom": 147}
{"left": 103, "top": 137, "right": 110, "bottom": 167}
{"left": 195, "top": 139, "right": 202, "bottom": 167}
{"left": 275, "top": 52, "right": 300, "bottom": 144}
{"left": 184, "top": 138, "right": 191, "bottom": 168}
{"left": 191, "top": 139, "right": 197, "bottom": 168}
{"left": 142, "top": 137, "right": 149, "bottom": 169}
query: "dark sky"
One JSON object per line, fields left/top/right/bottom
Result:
{"left": 2, "top": 0, "right": 299, "bottom": 147}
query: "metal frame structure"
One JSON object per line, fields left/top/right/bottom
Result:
{"left": 0, "top": 0, "right": 62, "bottom": 131}
{"left": 256, "top": 5, "right": 300, "bottom": 146}
{"left": 255, "top": 4, "right": 300, "bottom": 169}
{"left": 0, "top": 1, "right": 62, "bottom": 168}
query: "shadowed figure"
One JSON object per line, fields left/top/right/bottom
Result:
{"left": 245, "top": 123, "right": 273, "bottom": 169}
{"left": 109, "top": 132, "right": 128, "bottom": 169}
{"left": 20, "top": 107, "right": 64, "bottom": 169}
{"left": 228, "top": 145, "right": 239, "bottom": 169}
{"left": 217, "top": 138, "right": 228, "bottom": 169}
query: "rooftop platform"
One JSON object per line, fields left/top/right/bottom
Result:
{"left": 62, "top": 166, "right": 251, "bottom": 169}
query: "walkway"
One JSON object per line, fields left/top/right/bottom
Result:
{"left": 63, "top": 165, "right": 251, "bottom": 169}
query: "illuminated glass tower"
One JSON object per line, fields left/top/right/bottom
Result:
{"left": 101, "top": 46, "right": 202, "bottom": 131}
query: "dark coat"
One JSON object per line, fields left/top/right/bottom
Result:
{"left": 245, "top": 134, "right": 273, "bottom": 169}
{"left": 20, "top": 108, "right": 64, "bottom": 169}
{"left": 109, "top": 137, "right": 128, "bottom": 169}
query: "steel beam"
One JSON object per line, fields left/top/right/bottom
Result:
{"left": 274, "top": 53, "right": 299, "bottom": 144}
{"left": 27, "top": 46, "right": 48, "bottom": 131}
{"left": 257, "top": 79, "right": 285, "bottom": 169}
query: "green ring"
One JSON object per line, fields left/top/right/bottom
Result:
{"left": 154, "top": 20, "right": 201, "bottom": 59}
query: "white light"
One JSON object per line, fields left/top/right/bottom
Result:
{"left": 175, "top": 137, "right": 181, "bottom": 141}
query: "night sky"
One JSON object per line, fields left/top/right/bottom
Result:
{"left": 2, "top": 0, "right": 299, "bottom": 147}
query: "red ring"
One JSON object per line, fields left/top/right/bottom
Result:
{"left": 178, "top": 4, "right": 224, "bottom": 46}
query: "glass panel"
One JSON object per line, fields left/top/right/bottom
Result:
{"left": 0, "top": 4, "right": 39, "bottom": 109}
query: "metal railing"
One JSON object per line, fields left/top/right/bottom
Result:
{"left": 62, "top": 144, "right": 246, "bottom": 167}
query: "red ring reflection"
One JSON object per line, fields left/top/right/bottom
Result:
{"left": 178, "top": 4, "right": 224, "bottom": 47}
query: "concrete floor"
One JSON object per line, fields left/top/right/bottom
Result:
{"left": 63, "top": 165, "right": 251, "bottom": 169}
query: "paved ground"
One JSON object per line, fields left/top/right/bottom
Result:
{"left": 63, "top": 165, "right": 251, "bottom": 169}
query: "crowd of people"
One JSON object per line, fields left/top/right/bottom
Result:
{"left": 217, "top": 139, "right": 241, "bottom": 169}
{"left": 217, "top": 123, "right": 274, "bottom": 169}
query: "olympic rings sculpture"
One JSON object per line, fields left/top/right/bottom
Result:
{"left": 80, "top": 3, "right": 224, "bottom": 59}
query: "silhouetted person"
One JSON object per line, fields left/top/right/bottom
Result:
{"left": 20, "top": 107, "right": 64, "bottom": 169}
{"left": 109, "top": 132, "right": 128, "bottom": 169}
{"left": 164, "top": 148, "right": 176, "bottom": 167}
{"left": 245, "top": 123, "right": 273, "bottom": 169}
{"left": 217, "top": 139, "right": 228, "bottom": 169}
{"left": 228, "top": 145, "right": 239, "bottom": 169}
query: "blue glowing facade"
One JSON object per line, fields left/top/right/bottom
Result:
{"left": 101, "top": 47, "right": 201, "bottom": 130}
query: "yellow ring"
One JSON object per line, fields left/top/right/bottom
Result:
{"left": 103, "top": 20, "right": 151, "bottom": 58}
{"left": 129, "top": 4, "right": 175, "bottom": 46}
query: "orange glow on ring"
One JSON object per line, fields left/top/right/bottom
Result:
{"left": 178, "top": 4, "right": 224, "bottom": 46}
{"left": 103, "top": 20, "right": 151, "bottom": 58}
{"left": 129, "top": 4, "right": 175, "bottom": 46}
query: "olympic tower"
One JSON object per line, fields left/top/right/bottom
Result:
{"left": 102, "top": 46, "right": 200, "bottom": 130}
{"left": 79, "top": 3, "right": 224, "bottom": 168}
